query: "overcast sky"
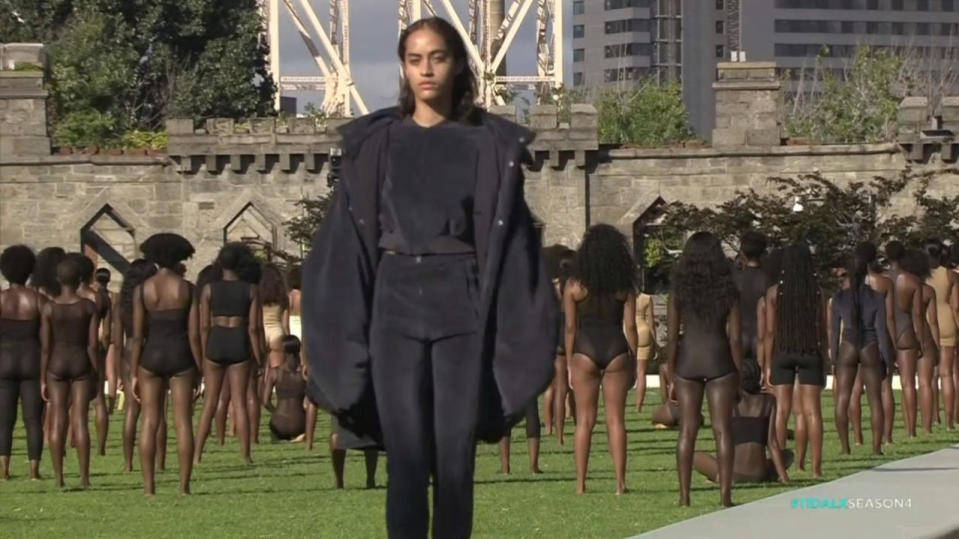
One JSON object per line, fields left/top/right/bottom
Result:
{"left": 277, "top": 0, "right": 573, "bottom": 112}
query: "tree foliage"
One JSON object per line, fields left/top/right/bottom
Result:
{"left": 591, "top": 81, "right": 694, "bottom": 146}
{"left": 1, "top": 0, "right": 275, "bottom": 147}
{"left": 656, "top": 168, "right": 958, "bottom": 280}
{"left": 283, "top": 186, "right": 337, "bottom": 261}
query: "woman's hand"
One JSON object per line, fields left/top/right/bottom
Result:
{"left": 41, "top": 381, "right": 49, "bottom": 402}
{"left": 131, "top": 375, "right": 140, "bottom": 403}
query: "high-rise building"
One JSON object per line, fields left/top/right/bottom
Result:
{"left": 573, "top": 0, "right": 959, "bottom": 141}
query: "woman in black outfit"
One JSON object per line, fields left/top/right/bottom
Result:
{"left": 765, "top": 243, "right": 826, "bottom": 478}
{"left": 115, "top": 259, "right": 164, "bottom": 473}
{"left": 668, "top": 231, "right": 742, "bottom": 507}
{"left": 70, "top": 254, "right": 110, "bottom": 456}
{"left": 262, "top": 335, "right": 306, "bottom": 441}
{"left": 194, "top": 243, "right": 263, "bottom": 464}
{"left": 550, "top": 247, "right": 576, "bottom": 444}
{"left": 564, "top": 224, "right": 638, "bottom": 495}
{"left": 40, "top": 256, "right": 99, "bottom": 488}
{"left": 693, "top": 358, "right": 790, "bottom": 484}
{"left": 0, "top": 245, "right": 46, "bottom": 480}
{"left": 130, "top": 233, "right": 200, "bottom": 495}
{"left": 830, "top": 250, "right": 891, "bottom": 455}
{"left": 303, "top": 16, "right": 555, "bottom": 538}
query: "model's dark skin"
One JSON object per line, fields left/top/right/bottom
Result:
{"left": 550, "top": 277, "right": 570, "bottom": 444}
{"left": 193, "top": 269, "right": 263, "bottom": 464}
{"left": 889, "top": 261, "right": 924, "bottom": 438}
{"left": 830, "top": 274, "right": 885, "bottom": 456}
{"left": 765, "top": 284, "right": 827, "bottom": 478}
{"left": 918, "top": 283, "right": 940, "bottom": 434}
{"left": 564, "top": 280, "right": 637, "bottom": 495}
{"left": 668, "top": 295, "right": 743, "bottom": 506}
{"left": 849, "top": 270, "right": 898, "bottom": 445}
{"left": 497, "top": 425, "right": 541, "bottom": 475}
{"left": 40, "top": 283, "right": 98, "bottom": 489}
{"left": 77, "top": 279, "right": 109, "bottom": 456}
{"left": 693, "top": 390, "right": 790, "bottom": 484}
{"left": 0, "top": 282, "right": 47, "bottom": 480}
{"left": 112, "top": 298, "right": 167, "bottom": 472}
{"left": 130, "top": 268, "right": 200, "bottom": 495}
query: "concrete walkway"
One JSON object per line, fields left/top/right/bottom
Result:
{"left": 634, "top": 444, "right": 959, "bottom": 539}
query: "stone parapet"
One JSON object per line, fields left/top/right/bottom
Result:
{"left": 712, "top": 62, "right": 782, "bottom": 149}
{"left": 0, "top": 43, "right": 50, "bottom": 157}
{"left": 897, "top": 96, "right": 958, "bottom": 162}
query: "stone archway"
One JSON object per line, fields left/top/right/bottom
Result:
{"left": 630, "top": 197, "right": 683, "bottom": 293}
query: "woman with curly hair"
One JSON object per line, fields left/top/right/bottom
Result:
{"left": 41, "top": 256, "right": 98, "bottom": 488}
{"left": 259, "top": 263, "right": 289, "bottom": 370}
{"left": 901, "top": 248, "right": 939, "bottom": 435}
{"left": 30, "top": 247, "right": 65, "bottom": 299}
{"left": 194, "top": 243, "right": 264, "bottom": 464}
{"left": 669, "top": 231, "right": 742, "bottom": 506}
{"left": 563, "top": 224, "right": 638, "bottom": 495}
{"left": 130, "top": 233, "right": 200, "bottom": 495}
{"left": 0, "top": 245, "right": 46, "bottom": 480}
{"left": 113, "top": 259, "right": 164, "bottom": 473}
{"left": 764, "top": 243, "right": 826, "bottom": 478}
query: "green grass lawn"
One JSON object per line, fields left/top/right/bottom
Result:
{"left": 0, "top": 389, "right": 956, "bottom": 538}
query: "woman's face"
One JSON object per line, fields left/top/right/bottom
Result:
{"left": 402, "top": 27, "right": 459, "bottom": 107}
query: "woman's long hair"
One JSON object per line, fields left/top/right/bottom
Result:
{"left": 397, "top": 17, "right": 478, "bottom": 121}
{"left": 672, "top": 231, "right": 738, "bottom": 325}
{"left": 30, "top": 246, "right": 65, "bottom": 296}
{"left": 923, "top": 238, "right": 944, "bottom": 269}
{"left": 776, "top": 243, "right": 821, "bottom": 355}
{"left": 120, "top": 259, "right": 157, "bottom": 337}
{"left": 259, "top": 263, "right": 289, "bottom": 308}
{"left": 573, "top": 224, "right": 637, "bottom": 298}
{"left": 844, "top": 247, "right": 871, "bottom": 347}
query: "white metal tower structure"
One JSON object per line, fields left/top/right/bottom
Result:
{"left": 397, "top": 0, "right": 564, "bottom": 107}
{"left": 261, "top": 0, "right": 367, "bottom": 116}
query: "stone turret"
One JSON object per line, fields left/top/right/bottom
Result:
{"left": 0, "top": 43, "right": 50, "bottom": 157}
{"left": 712, "top": 62, "right": 782, "bottom": 149}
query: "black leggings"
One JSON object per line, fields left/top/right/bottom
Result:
{"left": 0, "top": 377, "right": 44, "bottom": 460}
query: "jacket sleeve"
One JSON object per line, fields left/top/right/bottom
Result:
{"left": 491, "top": 191, "right": 558, "bottom": 419}
{"left": 301, "top": 184, "right": 375, "bottom": 423}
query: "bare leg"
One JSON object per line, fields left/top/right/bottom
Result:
{"left": 634, "top": 359, "right": 648, "bottom": 413}
{"left": 859, "top": 349, "right": 885, "bottom": 455}
{"left": 833, "top": 352, "right": 858, "bottom": 455}
{"left": 898, "top": 350, "right": 919, "bottom": 437}
{"left": 305, "top": 400, "right": 318, "bottom": 451}
{"left": 942, "top": 346, "right": 956, "bottom": 429}
{"left": 227, "top": 362, "right": 253, "bottom": 463}
{"left": 138, "top": 368, "right": 164, "bottom": 496}
{"left": 570, "top": 353, "right": 600, "bottom": 495}
{"left": 933, "top": 365, "right": 941, "bottom": 424}
{"left": 93, "top": 373, "right": 108, "bottom": 456}
{"left": 882, "top": 370, "right": 895, "bottom": 443}
{"left": 799, "top": 384, "right": 823, "bottom": 478}
{"left": 122, "top": 392, "right": 140, "bottom": 472}
{"left": 157, "top": 397, "right": 167, "bottom": 472}
{"left": 918, "top": 350, "right": 936, "bottom": 434}
{"left": 193, "top": 360, "right": 226, "bottom": 464}
{"left": 849, "top": 365, "right": 864, "bottom": 446}
{"left": 528, "top": 435, "right": 541, "bottom": 474}
{"left": 330, "top": 430, "right": 345, "bottom": 489}
{"left": 363, "top": 449, "right": 378, "bottom": 489}
{"left": 601, "top": 353, "right": 632, "bottom": 495}
{"left": 169, "top": 372, "right": 195, "bottom": 494}
{"left": 792, "top": 378, "right": 808, "bottom": 469}
{"left": 543, "top": 369, "right": 554, "bottom": 437}
{"left": 552, "top": 356, "right": 568, "bottom": 445}
{"left": 772, "top": 383, "right": 794, "bottom": 451}
{"left": 674, "top": 376, "right": 706, "bottom": 506}
{"left": 47, "top": 378, "right": 70, "bottom": 488}
{"left": 651, "top": 403, "right": 678, "bottom": 428}
{"left": 106, "top": 344, "right": 118, "bottom": 411}
{"left": 215, "top": 376, "right": 230, "bottom": 445}
{"left": 247, "top": 367, "right": 260, "bottom": 445}
{"left": 705, "top": 372, "right": 738, "bottom": 506}
{"left": 693, "top": 451, "right": 718, "bottom": 482}
{"left": 70, "top": 378, "right": 92, "bottom": 489}
{"left": 498, "top": 436, "right": 510, "bottom": 474}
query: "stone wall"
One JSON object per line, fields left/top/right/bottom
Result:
{"left": 3, "top": 43, "right": 959, "bottom": 286}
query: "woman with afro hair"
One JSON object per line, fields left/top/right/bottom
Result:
{"left": 30, "top": 247, "right": 65, "bottom": 299}
{"left": 40, "top": 255, "right": 99, "bottom": 488}
{"left": 669, "top": 231, "right": 743, "bottom": 506}
{"left": 0, "top": 245, "right": 47, "bottom": 480}
{"left": 194, "top": 242, "right": 264, "bottom": 464}
{"left": 563, "top": 224, "right": 639, "bottom": 495}
{"left": 130, "top": 233, "right": 200, "bottom": 495}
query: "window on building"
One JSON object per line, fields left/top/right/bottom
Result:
{"left": 938, "top": 22, "right": 954, "bottom": 35}
{"left": 892, "top": 22, "right": 905, "bottom": 34}
{"left": 918, "top": 0, "right": 930, "bottom": 9}
{"left": 604, "top": 43, "right": 652, "bottom": 58}
{"left": 866, "top": 21, "right": 880, "bottom": 33}
{"left": 917, "top": 22, "right": 931, "bottom": 34}
{"left": 716, "top": 44, "right": 725, "bottom": 58}
{"left": 605, "top": 0, "right": 649, "bottom": 8}
{"left": 573, "top": 48, "right": 585, "bottom": 62}
{"left": 841, "top": 21, "right": 855, "bottom": 33}
{"left": 716, "top": 20, "right": 724, "bottom": 33}
{"left": 944, "top": 0, "right": 955, "bottom": 11}
{"left": 604, "top": 67, "right": 646, "bottom": 82}
{"left": 605, "top": 18, "right": 651, "bottom": 34}
{"left": 867, "top": 0, "right": 879, "bottom": 8}
{"left": 573, "top": 72, "right": 584, "bottom": 86}
{"left": 716, "top": 0, "right": 724, "bottom": 8}
{"left": 892, "top": 0, "right": 904, "bottom": 9}
{"left": 573, "top": 0, "right": 585, "bottom": 15}
{"left": 573, "top": 24, "right": 585, "bottom": 38}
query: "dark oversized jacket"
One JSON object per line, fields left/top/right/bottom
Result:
{"left": 302, "top": 107, "right": 557, "bottom": 443}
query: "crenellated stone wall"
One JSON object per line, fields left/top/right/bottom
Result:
{"left": 2, "top": 43, "right": 959, "bottom": 285}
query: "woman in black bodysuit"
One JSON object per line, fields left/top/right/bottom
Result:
{"left": 40, "top": 256, "right": 98, "bottom": 488}
{"left": 0, "top": 245, "right": 46, "bottom": 480}
{"left": 693, "top": 358, "right": 790, "bottom": 484}
{"left": 262, "top": 335, "right": 306, "bottom": 441}
{"left": 130, "top": 233, "right": 200, "bottom": 495}
{"left": 668, "top": 231, "right": 742, "bottom": 507}
{"left": 94, "top": 268, "right": 120, "bottom": 412}
{"left": 901, "top": 249, "right": 939, "bottom": 435}
{"left": 563, "top": 225, "right": 638, "bottom": 495}
{"left": 114, "top": 259, "right": 164, "bottom": 473}
{"left": 830, "top": 251, "right": 891, "bottom": 455}
{"left": 765, "top": 243, "right": 826, "bottom": 478}
{"left": 194, "top": 243, "right": 263, "bottom": 464}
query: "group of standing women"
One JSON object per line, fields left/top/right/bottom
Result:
{"left": 0, "top": 236, "right": 346, "bottom": 494}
